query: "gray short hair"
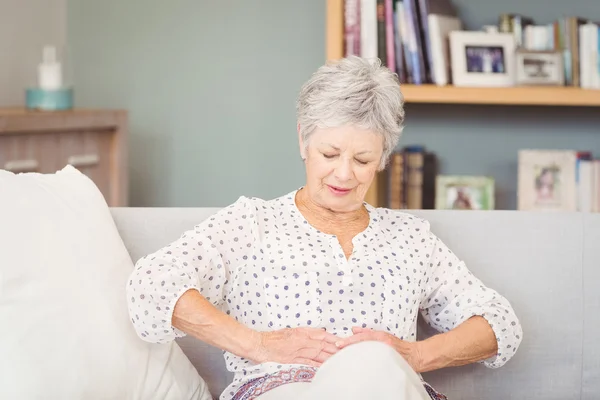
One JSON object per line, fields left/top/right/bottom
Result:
{"left": 296, "top": 56, "right": 405, "bottom": 170}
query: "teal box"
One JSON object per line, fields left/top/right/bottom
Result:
{"left": 25, "top": 87, "right": 74, "bottom": 111}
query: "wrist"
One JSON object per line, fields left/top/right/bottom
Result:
{"left": 244, "top": 329, "right": 265, "bottom": 363}
{"left": 409, "top": 340, "right": 426, "bottom": 373}
{"left": 414, "top": 334, "right": 450, "bottom": 373}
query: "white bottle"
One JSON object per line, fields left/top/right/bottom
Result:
{"left": 38, "top": 46, "right": 62, "bottom": 90}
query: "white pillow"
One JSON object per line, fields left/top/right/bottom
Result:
{"left": 0, "top": 165, "right": 211, "bottom": 400}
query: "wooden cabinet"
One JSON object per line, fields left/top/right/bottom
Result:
{"left": 0, "top": 108, "right": 128, "bottom": 206}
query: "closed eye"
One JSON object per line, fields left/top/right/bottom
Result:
{"left": 323, "top": 153, "right": 337, "bottom": 159}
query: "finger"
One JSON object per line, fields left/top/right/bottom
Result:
{"left": 306, "top": 341, "right": 339, "bottom": 359}
{"left": 335, "top": 332, "right": 374, "bottom": 349}
{"left": 313, "top": 350, "right": 334, "bottom": 363}
{"left": 320, "top": 332, "right": 341, "bottom": 345}
{"left": 320, "top": 342, "right": 340, "bottom": 355}
{"left": 352, "top": 326, "right": 390, "bottom": 343}
{"left": 306, "top": 343, "right": 336, "bottom": 364}
{"left": 352, "top": 326, "right": 370, "bottom": 334}
{"left": 306, "top": 329, "right": 339, "bottom": 344}
{"left": 298, "top": 343, "right": 337, "bottom": 362}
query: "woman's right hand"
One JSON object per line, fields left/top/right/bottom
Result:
{"left": 249, "top": 327, "right": 340, "bottom": 367}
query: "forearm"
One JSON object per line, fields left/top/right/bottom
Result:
{"left": 172, "top": 289, "right": 260, "bottom": 360}
{"left": 415, "top": 316, "right": 498, "bottom": 373}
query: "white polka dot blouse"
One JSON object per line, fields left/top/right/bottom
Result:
{"left": 126, "top": 189, "right": 523, "bottom": 399}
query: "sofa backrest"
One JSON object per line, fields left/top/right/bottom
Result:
{"left": 111, "top": 208, "right": 600, "bottom": 400}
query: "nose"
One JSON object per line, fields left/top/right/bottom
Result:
{"left": 334, "top": 158, "right": 353, "bottom": 182}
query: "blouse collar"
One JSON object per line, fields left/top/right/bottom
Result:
{"left": 284, "top": 187, "right": 378, "bottom": 243}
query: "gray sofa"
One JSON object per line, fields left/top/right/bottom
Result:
{"left": 111, "top": 207, "right": 600, "bottom": 400}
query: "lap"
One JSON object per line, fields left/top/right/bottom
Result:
{"left": 254, "top": 341, "right": 436, "bottom": 400}
{"left": 254, "top": 382, "right": 311, "bottom": 400}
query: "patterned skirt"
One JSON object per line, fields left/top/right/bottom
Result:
{"left": 232, "top": 367, "right": 448, "bottom": 400}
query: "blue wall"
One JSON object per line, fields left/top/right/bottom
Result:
{"left": 67, "top": 0, "right": 600, "bottom": 209}
{"left": 68, "top": 0, "right": 325, "bottom": 207}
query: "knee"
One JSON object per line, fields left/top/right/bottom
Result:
{"left": 332, "top": 340, "right": 415, "bottom": 374}
{"left": 331, "top": 340, "right": 405, "bottom": 369}
{"left": 339, "top": 340, "right": 397, "bottom": 360}
{"left": 312, "top": 341, "right": 427, "bottom": 398}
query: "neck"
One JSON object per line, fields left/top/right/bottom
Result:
{"left": 295, "top": 187, "right": 367, "bottom": 228}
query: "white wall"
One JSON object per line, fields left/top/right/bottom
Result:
{"left": 0, "top": 0, "right": 66, "bottom": 107}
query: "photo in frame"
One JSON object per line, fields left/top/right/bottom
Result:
{"left": 449, "top": 31, "right": 516, "bottom": 87}
{"left": 517, "top": 149, "right": 578, "bottom": 211}
{"left": 515, "top": 50, "right": 565, "bottom": 86}
{"left": 435, "top": 175, "right": 495, "bottom": 210}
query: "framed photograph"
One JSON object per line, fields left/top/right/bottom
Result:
{"left": 435, "top": 175, "right": 495, "bottom": 210}
{"left": 517, "top": 150, "right": 577, "bottom": 211}
{"left": 449, "top": 31, "right": 516, "bottom": 87}
{"left": 516, "top": 50, "right": 565, "bottom": 86}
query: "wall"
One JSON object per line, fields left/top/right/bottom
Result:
{"left": 0, "top": 0, "right": 66, "bottom": 107}
{"left": 67, "top": 0, "right": 600, "bottom": 209}
{"left": 67, "top": 0, "right": 324, "bottom": 207}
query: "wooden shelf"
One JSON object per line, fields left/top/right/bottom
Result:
{"left": 325, "top": 0, "right": 600, "bottom": 108}
{"left": 0, "top": 107, "right": 127, "bottom": 133}
{"left": 400, "top": 84, "right": 600, "bottom": 106}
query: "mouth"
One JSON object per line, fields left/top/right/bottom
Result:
{"left": 327, "top": 185, "right": 352, "bottom": 195}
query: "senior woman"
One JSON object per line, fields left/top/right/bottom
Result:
{"left": 126, "top": 56, "right": 522, "bottom": 400}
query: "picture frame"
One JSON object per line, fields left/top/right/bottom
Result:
{"left": 517, "top": 149, "right": 577, "bottom": 211}
{"left": 435, "top": 175, "right": 495, "bottom": 210}
{"left": 449, "top": 31, "right": 516, "bottom": 87}
{"left": 515, "top": 50, "right": 565, "bottom": 86}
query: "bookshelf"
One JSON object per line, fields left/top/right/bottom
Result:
{"left": 325, "top": 0, "right": 600, "bottom": 107}
{"left": 325, "top": 0, "right": 600, "bottom": 206}
{"left": 399, "top": 85, "right": 600, "bottom": 106}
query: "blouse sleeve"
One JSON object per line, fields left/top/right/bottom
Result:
{"left": 126, "top": 196, "right": 256, "bottom": 344}
{"left": 418, "top": 221, "right": 523, "bottom": 369}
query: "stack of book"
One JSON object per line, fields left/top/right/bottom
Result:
{"left": 384, "top": 145, "right": 437, "bottom": 209}
{"left": 344, "top": 0, "right": 600, "bottom": 88}
{"left": 344, "top": 0, "right": 462, "bottom": 85}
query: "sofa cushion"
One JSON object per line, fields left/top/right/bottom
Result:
{"left": 582, "top": 214, "right": 600, "bottom": 399}
{"left": 0, "top": 166, "right": 211, "bottom": 400}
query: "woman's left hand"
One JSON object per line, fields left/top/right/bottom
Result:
{"left": 334, "top": 327, "right": 423, "bottom": 372}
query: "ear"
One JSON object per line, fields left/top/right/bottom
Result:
{"left": 297, "top": 124, "right": 307, "bottom": 160}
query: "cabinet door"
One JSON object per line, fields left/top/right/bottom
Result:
{"left": 0, "top": 133, "right": 60, "bottom": 173}
{"left": 0, "top": 130, "right": 115, "bottom": 205}
{"left": 54, "top": 130, "right": 113, "bottom": 201}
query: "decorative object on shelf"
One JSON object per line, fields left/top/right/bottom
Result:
{"left": 517, "top": 149, "right": 590, "bottom": 212}
{"left": 482, "top": 25, "right": 499, "bottom": 34}
{"left": 449, "top": 30, "right": 516, "bottom": 87}
{"left": 517, "top": 150, "right": 575, "bottom": 211}
{"left": 25, "top": 46, "right": 73, "bottom": 111}
{"left": 435, "top": 175, "right": 495, "bottom": 210}
{"left": 38, "top": 46, "right": 62, "bottom": 90}
{"left": 515, "top": 50, "right": 564, "bottom": 86}
{"left": 497, "top": 14, "right": 534, "bottom": 48}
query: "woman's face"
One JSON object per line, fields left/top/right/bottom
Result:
{"left": 540, "top": 170, "right": 554, "bottom": 186}
{"left": 299, "top": 125, "right": 384, "bottom": 212}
